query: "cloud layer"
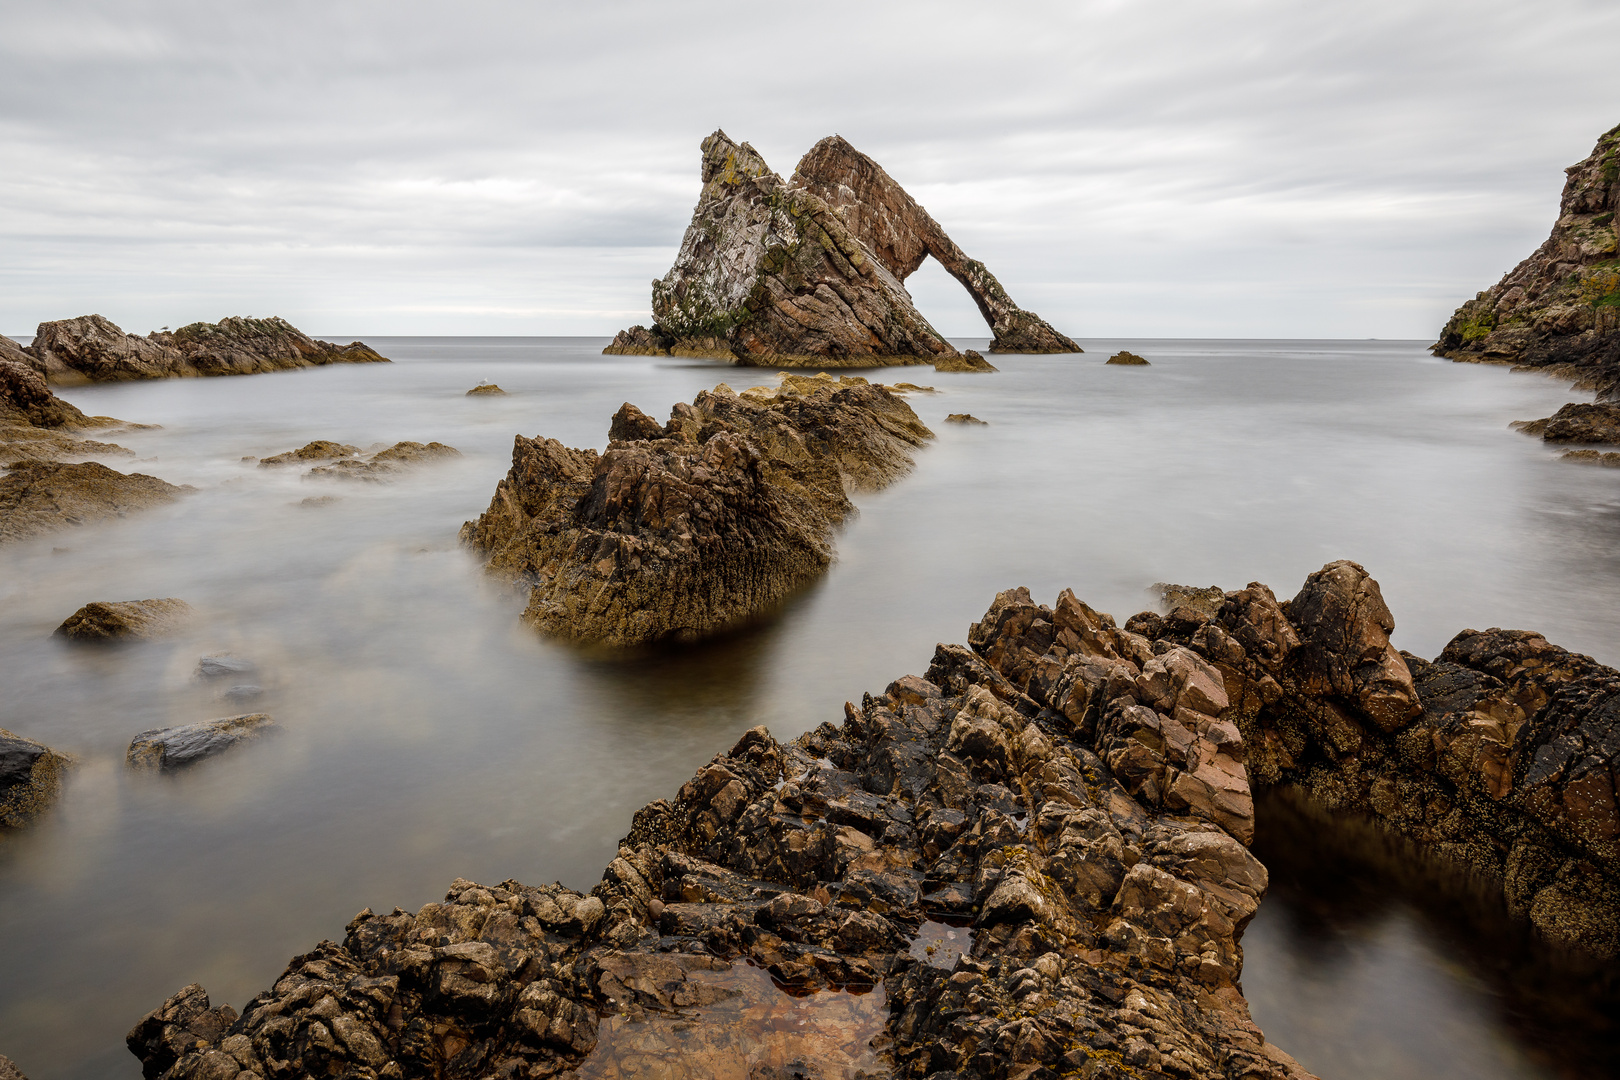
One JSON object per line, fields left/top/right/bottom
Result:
{"left": 2, "top": 0, "right": 1616, "bottom": 337}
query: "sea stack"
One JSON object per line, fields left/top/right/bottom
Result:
{"left": 605, "top": 131, "right": 1080, "bottom": 366}
{"left": 1434, "top": 122, "right": 1620, "bottom": 398}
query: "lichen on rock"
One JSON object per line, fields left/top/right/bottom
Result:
{"left": 462, "top": 375, "right": 932, "bottom": 647}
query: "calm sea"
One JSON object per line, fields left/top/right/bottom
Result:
{"left": 1, "top": 337, "right": 1615, "bottom": 1078}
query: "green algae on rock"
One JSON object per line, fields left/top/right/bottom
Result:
{"left": 462, "top": 374, "right": 932, "bottom": 647}
{"left": 606, "top": 131, "right": 1079, "bottom": 367}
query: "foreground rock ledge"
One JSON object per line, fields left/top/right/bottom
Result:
{"left": 128, "top": 560, "right": 1620, "bottom": 1080}
{"left": 461, "top": 375, "right": 932, "bottom": 647}
{"left": 604, "top": 131, "right": 1079, "bottom": 367}
{"left": 0, "top": 461, "right": 187, "bottom": 544}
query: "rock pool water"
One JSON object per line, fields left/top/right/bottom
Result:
{"left": 1, "top": 337, "right": 1616, "bottom": 1078}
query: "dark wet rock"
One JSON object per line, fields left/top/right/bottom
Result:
{"left": 23, "top": 315, "right": 388, "bottom": 384}
{"left": 128, "top": 596, "right": 1316, "bottom": 1080}
{"left": 794, "top": 136, "right": 1080, "bottom": 355}
{"left": 197, "top": 656, "right": 257, "bottom": 679}
{"left": 0, "top": 461, "right": 186, "bottom": 544}
{"left": 257, "top": 441, "right": 360, "bottom": 466}
{"left": 944, "top": 413, "right": 987, "bottom": 425}
{"left": 933, "top": 349, "right": 998, "bottom": 373}
{"left": 126, "top": 714, "right": 276, "bottom": 772}
{"left": 607, "top": 132, "right": 1078, "bottom": 367}
{"left": 1434, "top": 121, "right": 1620, "bottom": 399}
{"left": 0, "top": 1053, "right": 28, "bottom": 1080}
{"left": 1106, "top": 351, "right": 1150, "bottom": 365}
{"left": 1512, "top": 401, "right": 1620, "bottom": 443}
{"left": 55, "top": 598, "right": 192, "bottom": 640}
{"left": 306, "top": 441, "right": 460, "bottom": 481}
{"left": 462, "top": 376, "right": 932, "bottom": 647}
{"left": 0, "top": 728, "right": 73, "bottom": 830}
{"left": 467, "top": 384, "right": 507, "bottom": 396}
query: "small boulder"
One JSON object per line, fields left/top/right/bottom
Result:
{"left": 466, "top": 383, "right": 507, "bottom": 395}
{"left": 126, "top": 714, "right": 276, "bottom": 772}
{"left": 1106, "top": 351, "right": 1150, "bottom": 365}
{"left": 945, "top": 413, "right": 988, "bottom": 425}
{"left": 933, "top": 349, "right": 998, "bottom": 373}
{"left": 0, "top": 727, "right": 74, "bottom": 828}
{"left": 223, "top": 685, "right": 263, "bottom": 703}
{"left": 306, "top": 441, "right": 460, "bottom": 480}
{"left": 1561, "top": 449, "right": 1620, "bottom": 467}
{"left": 55, "top": 598, "right": 191, "bottom": 641}
{"left": 197, "top": 656, "right": 257, "bottom": 679}
{"left": 608, "top": 403, "right": 665, "bottom": 442}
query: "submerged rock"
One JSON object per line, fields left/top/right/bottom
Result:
{"left": 55, "top": 598, "right": 192, "bottom": 641}
{"left": 1512, "top": 401, "right": 1620, "bottom": 443}
{"left": 196, "top": 656, "right": 257, "bottom": 679}
{"left": 932, "top": 349, "right": 998, "bottom": 373}
{"left": 126, "top": 714, "right": 276, "bottom": 772}
{"left": 0, "top": 461, "right": 185, "bottom": 544}
{"left": 257, "top": 441, "right": 360, "bottom": 466}
{"left": 0, "top": 728, "right": 73, "bottom": 829}
{"left": 466, "top": 383, "right": 507, "bottom": 396}
{"left": 462, "top": 376, "right": 932, "bottom": 646}
{"left": 306, "top": 440, "right": 460, "bottom": 481}
{"left": 1563, "top": 448, "right": 1620, "bottom": 466}
{"left": 945, "top": 413, "right": 987, "bottom": 425}
{"left": 606, "top": 131, "right": 1078, "bottom": 367}
{"left": 20, "top": 315, "right": 388, "bottom": 384}
{"left": 1106, "top": 351, "right": 1150, "bottom": 365}
{"left": 1433, "top": 121, "right": 1620, "bottom": 398}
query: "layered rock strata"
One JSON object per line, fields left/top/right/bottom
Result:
{"left": 462, "top": 375, "right": 932, "bottom": 646}
{"left": 0, "top": 728, "right": 73, "bottom": 829}
{"left": 0, "top": 461, "right": 186, "bottom": 544}
{"left": 1434, "top": 122, "right": 1620, "bottom": 399}
{"left": 792, "top": 136, "right": 1080, "bottom": 355}
{"left": 55, "top": 598, "right": 193, "bottom": 641}
{"left": 0, "top": 359, "right": 132, "bottom": 466}
{"left": 606, "top": 131, "right": 1078, "bottom": 367}
{"left": 19, "top": 316, "right": 387, "bottom": 384}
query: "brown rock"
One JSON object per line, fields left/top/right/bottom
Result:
{"left": 24, "top": 314, "right": 388, "bottom": 383}
{"left": 0, "top": 727, "right": 74, "bottom": 830}
{"left": 602, "top": 324, "right": 677, "bottom": 357}
{"left": 55, "top": 598, "right": 192, "bottom": 640}
{"left": 1285, "top": 559, "right": 1421, "bottom": 733}
{"left": 933, "top": 349, "right": 999, "bottom": 373}
{"left": 1563, "top": 448, "right": 1620, "bottom": 466}
{"left": 1513, "top": 401, "right": 1620, "bottom": 443}
{"left": 0, "top": 461, "right": 185, "bottom": 543}
{"left": 0, "top": 1053, "right": 28, "bottom": 1080}
{"left": 257, "top": 440, "right": 360, "bottom": 466}
{"left": 944, "top": 413, "right": 987, "bottom": 425}
{"left": 1106, "top": 350, "right": 1150, "bottom": 365}
{"left": 466, "top": 383, "right": 507, "bottom": 395}
{"left": 462, "top": 378, "right": 931, "bottom": 646}
{"left": 305, "top": 441, "right": 460, "bottom": 481}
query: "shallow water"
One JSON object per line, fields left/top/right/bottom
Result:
{"left": 1, "top": 337, "right": 1616, "bottom": 1078}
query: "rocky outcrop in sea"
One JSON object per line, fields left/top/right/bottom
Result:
{"left": 0, "top": 359, "right": 135, "bottom": 466}
{"left": 0, "top": 461, "right": 187, "bottom": 544}
{"left": 462, "top": 374, "right": 932, "bottom": 647}
{"left": 1434, "top": 121, "right": 1620, "bottom": 399}
{"left": 604, "top": 131, "right": 1078, "bottom": 367}
{"left": 55, "top": 598, "right": 193, "bottom": 641}
{"left": 17, "top": 315, "right": 388, "bottom": 384}
{"left": 0, "top": 728, "right": 73, "bottom": 830}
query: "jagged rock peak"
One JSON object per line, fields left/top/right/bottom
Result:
{"left": 1434, "top": 121, "right": 1620, "bottom": 397}
{"left": 794, "top": 135, "right": 1082, "bottom": 354}
{"left": 612, "top": 131, "right": 1081, "bottom": 367}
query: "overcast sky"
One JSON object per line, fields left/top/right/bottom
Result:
{"left": 2, "top": 0, "right": 1617, "bottom": 339}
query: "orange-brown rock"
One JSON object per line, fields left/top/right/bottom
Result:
{"left": 0, "top": 461, "right": 185, "bottom": 543}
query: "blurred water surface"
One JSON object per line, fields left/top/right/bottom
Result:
{"left": 1, "top": 337, "right": 1616, "bottom": 1078}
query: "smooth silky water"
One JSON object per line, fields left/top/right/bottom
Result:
{"left": 1, "top": 338, "right": 1616, "bottom": 1079}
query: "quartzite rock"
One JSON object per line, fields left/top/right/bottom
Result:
{"left": 127, "top": 601, "right": 1313, "bottom": 1080}
{"left": 126, "top": 715, "right": 277, "bottom": 772}
{"left": 1512, "top": 401, "right": 1620, "bottom": 443}
{"left": 55, "top": 598, "right": 192, "bottom": 641}
{"left": 1434, "top": 121, "right": 1620, "bottom": 399}
{"left": 793, "top": 136, "right": 1081, "bottom": 355}
{"left": 21, "top": 315, "right": 388, "bottom": 384}
{"left": 462, "top": 375, "right": 932, "bottom": 646}
{"left": 0, "top": 727, "right": 73, "bottom": 829}
{"left": 0, "top": 461, "right": 185, "bottom": 544}
{"left": 608, "top": 132, "right": 1078, "bottom": 367}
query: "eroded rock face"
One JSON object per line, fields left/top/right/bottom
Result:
{"left": 609, "top": 131, "right": 1078, "bottom": 367}
{"left": 0, "top": 360, "right": 135, "bottom": 466}
{"left": 126, "top": 715, "right": 277, "bottom": 772}
{"left": 0, "top": 727, "right": 73, "bottom": 829}
{"left": 1434, "top": 122, "right": 1620, "bottom": 398}
{"left": 22, "top": 315, "right": 388, "bottom": 384}
{"left": 0, "top": 461, "right": 185, "bottom": 544}
{"left": 127, "top": 605, "right": 1311, "bottom": 1080}
{"left": 462, "top": 376, "right": 932, "bottom": 646}
{"left": 55, "top": 598, "right": 192, "bottom": 641}
{"left": 793, "top": 136, "right": 1080, "bottom": 356}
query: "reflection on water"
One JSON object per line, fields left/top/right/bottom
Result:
{"left": 1244, "top": 788, "right": 1619, "bottom": 1080}
{"left": 1, "top": 337, "right": 1617, "bottom": 1077}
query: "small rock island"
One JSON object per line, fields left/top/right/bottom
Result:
{"left": 605, "top": 131, "right": 1080, "bottom": 367}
